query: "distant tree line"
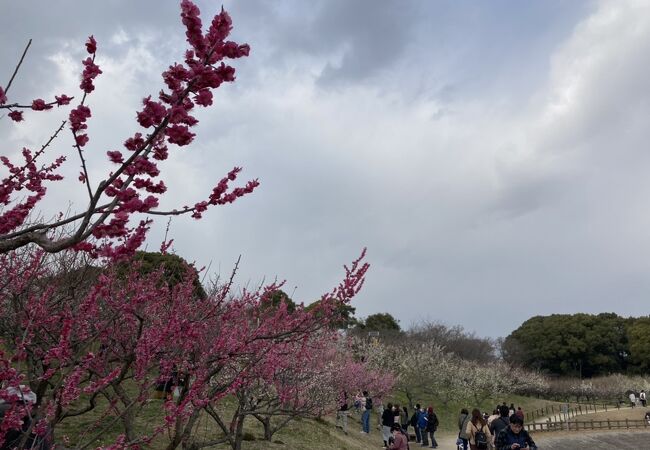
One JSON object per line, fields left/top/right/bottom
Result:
{"left": 503, "top": 313, "right": 650, "bottom": 377}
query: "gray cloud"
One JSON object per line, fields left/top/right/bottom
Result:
{"left": 2, "top": 0, "right": 649, "bottom": 339}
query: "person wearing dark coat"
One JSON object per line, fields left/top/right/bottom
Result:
{"left": 382, "top": 403, "right": 395, "bottom": 448}
{"left": 495, "top": 415, "right": 537, "bottom": 450}
{"left": 424, "top": 406, "right": 439, "bottom": 448}
{"left": 489, "top": 405, "right": 510, "bottom": 446}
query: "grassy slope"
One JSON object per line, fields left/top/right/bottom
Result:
{"left": 54, "top": 394, "right": 565, "bottom": 449}
{"left": 571, "top": 407, "right": 648, "bottom": 422}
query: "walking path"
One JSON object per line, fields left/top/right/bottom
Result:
{"left": 535, "top": 430, "right": 650, "bottom": 449}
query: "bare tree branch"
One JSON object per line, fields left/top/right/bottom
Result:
{"left": 4, "top": 39, "right": 31, "bottom": 95}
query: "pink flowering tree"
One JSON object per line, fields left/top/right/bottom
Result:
{"left": 0, "top": 0, "right": 257, "bottom": 258}
{"left": 218, "top": 332, "right": 395, "bottom": 448}
{"left": 0, "top": 2, "right": 381, "bottom": 450}
{"left": 0, "top": 242, "right": 370, "bottom": 449}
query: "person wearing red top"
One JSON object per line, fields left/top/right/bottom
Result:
{"left": 388, "top": 423, "right": 409, "bottom": 450}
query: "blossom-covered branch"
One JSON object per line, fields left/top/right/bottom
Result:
{"left": 0, "top": 1, "right": 257, "bottom": 258}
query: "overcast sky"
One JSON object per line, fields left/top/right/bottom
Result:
{"left": 2, "top": 0, "right": 650, "bottom": 337}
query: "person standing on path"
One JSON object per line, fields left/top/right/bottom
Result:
{"left": 641, "top": 390, "right": 647, "bottom": 407}
{"left": 400, "top": 405, "right": 409, "bottom": 435}
{"left": 418, "top": 405, "right": 430, "bottom": 446}
{"left": 458, "top": 408, "right": 471, "bottom": 450}
{"left": 411, "top": 403, "right": 422, "bottom": 443}
{"left": 467, "top": 408, "right": 491, "bottom": 450}
{"left": 425, "top": 406, "right": 439, "bottom": 448}
{"left": 388, "top": 423, "right": 409, "bottom": 450}
{"left": 382, "top": 403, "right": 395, "bottom": 448}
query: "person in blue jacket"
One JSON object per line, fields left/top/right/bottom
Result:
{"left": 417, "top": 405, "right": 429, "bottom": 446}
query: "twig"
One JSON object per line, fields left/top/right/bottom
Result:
{"left": 4, "top": 39, "right": 32, "bottom": 94}
{"left": 72, "top": 129, "right": 94, "bottom": 201}
{"left": 73, "top": 53, "right": 96, "bottom": 201}
{"left": 3, "top": 120, "right": 67, "bottom": 185}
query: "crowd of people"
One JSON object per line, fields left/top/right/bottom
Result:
{"left": 457, "top": 404, "right": 537, "bottom": 450}
{"left": 338, "top": 392, "right": 537, "bottom": 450}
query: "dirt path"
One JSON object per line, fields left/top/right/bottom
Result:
{"left": 535, "top": 430, "right": 650, "bottom": 449}
{"left": 439, "top": 429, "right": 650, "bottom": 449}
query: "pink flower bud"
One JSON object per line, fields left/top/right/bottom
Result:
{"left": 55, "top": 94, "right": 72, "bottom": 106}
{"left": 86, "top": 35, "right": 97, "bottom": 54}
{"left": 8, "top": 110, "right": 23, "bottom": 122}
{"left": 31, "top": 99, "right": 52, "bottom": 111}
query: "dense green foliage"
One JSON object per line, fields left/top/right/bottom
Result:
{"left": 503, "top": 313, "right": 650, "bottom": 377}
{"left": 627, "top": 317, "right": 650, "bottom": 373}
{"left": 358, "top": 312, "right": 401, "bottom": 331}
{"left": 305, "top": 298, "right": 357, "bottom": 329}
{"left": 116, "top": 251, "right": 206, "bottom": 298}
{"left": 265, "top": 289, "right": 297, "bottom": 313}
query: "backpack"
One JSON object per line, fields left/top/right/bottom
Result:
{"left": 474, "top": 424, "right": 489, "bottom": 450}
{"left": 409, "top": 411, "right": 418, "bottom": 427}
{"left": 365, "top": 397, "right": 373, "bottom": 411}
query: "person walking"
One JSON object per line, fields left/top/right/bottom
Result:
{"left": 515, "top": 407, "right": 524, "bottom": 420}
{"left": 467, "top": 408, "right": 492, "bottom": 450}
{"left": 495, "top": 414, "right": 537, "bottom": 450}
{"left": 489, "top": 405, "right": 510, "bottom": 447}
{"left": 458, "top": 408, "right": 471, "bottom": 450}
{"left": 641, "top": 390, "right": 647, "bottom": 407}
{"left": 629, "top": 392, "right": 637, "bottom": 408}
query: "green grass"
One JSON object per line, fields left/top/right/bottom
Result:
{"left": 54, "top": 392, "right": 378, "bottom": 450}
{"left": 53, "top": 391, "right": 576, "bottom": 449}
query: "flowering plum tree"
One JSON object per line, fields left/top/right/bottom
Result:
{"left": 0, "top": 245, "right": 370, "bottom": 449}
{"left": 356, "top": 336, "right": 549, "bottom": 410}
{"left": 0, "top": 2, "right": 382, "bottom": 450}
{"left": 227, "top": 336, "right": 395, "bottom": 447}
{"left": 0, "top": 0, "right": 257, "bottom": 258}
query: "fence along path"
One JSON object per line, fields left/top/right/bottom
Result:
{"left": 526, "top": 418, "right": 650, "bottom": 432}
{"left": 526, "top": 402, "right": 631, "bottom": 424}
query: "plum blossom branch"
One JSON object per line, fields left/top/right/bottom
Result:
{"left": 0, "top": 3, "right": 255, "bottom": 258}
